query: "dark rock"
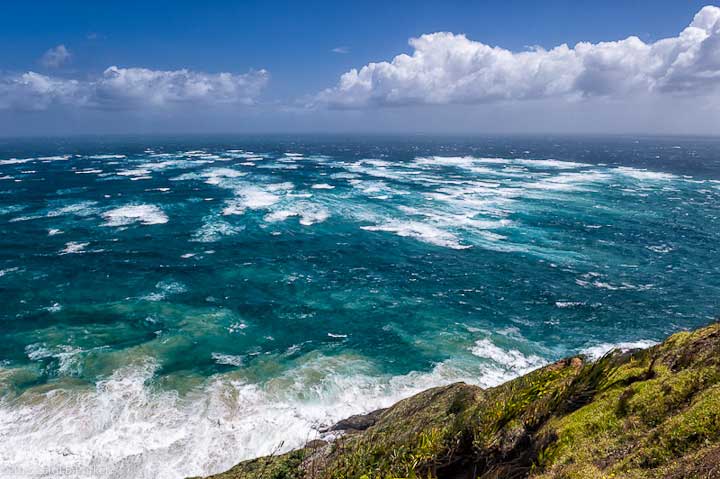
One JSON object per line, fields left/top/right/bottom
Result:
{"left": 304, "top": 439, "right": 327, "bottom": 449}
{"left": 200, "top": 322, "right": 720, "bottom": 479}
{"left": 324, "top": 408, "right": 387, "bottom": 432}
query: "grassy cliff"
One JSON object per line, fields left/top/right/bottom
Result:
{"left": 200, "top": 322, "right": 720, "bottom": 479}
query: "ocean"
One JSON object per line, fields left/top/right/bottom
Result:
{"left": 1, "top": 135, "right": 719, "bottom": 478}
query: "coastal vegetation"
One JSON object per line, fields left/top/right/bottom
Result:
{"left": 202, "top": 322, "right": 720, "bottom": 479}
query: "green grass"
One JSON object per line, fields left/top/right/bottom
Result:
{"left": 202, "top": 322, "right": 720, "bottom": 479}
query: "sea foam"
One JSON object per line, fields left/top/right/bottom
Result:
{"left": 581, "top": 340, "right": 658, "bottom": 360}
{"left": 102, "top": 205, "right": 168, "bottom": 226}
{"left": 362, "top": 220, "right": 470, "bottom": 250}
{"left": 0, "top": 349, "right": 539, "bottom": 479}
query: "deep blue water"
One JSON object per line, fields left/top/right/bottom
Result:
{"left": 1, "top": 135, "right": 719, "bottom": 478}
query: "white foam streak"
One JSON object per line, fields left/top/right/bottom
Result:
{"left": 362, "top": 220, "right": 470, "bottom": 249}
{"left": 193, "top": 217, "right": 244, "bottom": 242}
{"left": 1, "top": 155, "right": 71, "bottom": 166}
{"left": 0, "top": 158, "right": 33, "bottom": 166}
{"left": 414, "top": 156, "right": 590, "bottom": 171}
{"left": 47, "top": 200, "right": 99, "bottom": 218}
{"left": 264, "top": 202, "right": 330, "bottom": 226}
{"left": 239, "top": 188, "right": 280, "bottom": 209}
{"left": 87, "top": 154, "right": 127, "bottom": 160}
{"left": 614, "top": 167, "right": 678, "bottom": 181}
{"left": 25, "top": 343, "right": 85, "bottom": 375}
{"left": 60, "top": 241, "right": 89, "bottom": 255}
{"left": 199, "top": 168, "right": 246, "bottom": 185}
{"left": 0, "top": 352, "right": 521, "bottom": 479}
{"left": 102, "top": 205, "right": 168, "bottom": 227}
{"left": 581, "top": 340, "right": 658, "bottom": 360}
{"left": 211, "top": 353, "right": 244, "bottom": 367}
{"left": 470, "top": 339, "right": 545, "bottom": 372}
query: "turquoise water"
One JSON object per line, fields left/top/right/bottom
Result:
{"left": 1, "top": 135, "right": 719, "bottom": 478}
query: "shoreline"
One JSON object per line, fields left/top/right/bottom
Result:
{"left": 201, "top": 321, "right": 720, "bottom": 479}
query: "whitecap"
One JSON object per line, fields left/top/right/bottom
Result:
{"left": 0, "top": 267, "right": 20, "bottom": 277}
{"left": 87, "top": 154, "right": 127, "bottom": 159}
{"left": 60, "top": 241, "right": 89, "bottom": 255}
{"left": 8, "top": 214, "right": 44, "bottom": 223}
{"left": 555, "top": 301, "right": 585, "bottom": 309}
{"left": 44, "top": 302, "right": 63, "bottom": 313}
{"left": 581, "top": 340, "right": 658, "bottom": 360}
{"left": 646, "top": 244, "right": 673, "bottom": 254}
{"left": 0, "top": 346, "right": 546, "bottom": 479}
{"left": 361, "top": 221, "right": 470, "bottom": 250}
{"left": 264, "top": 202, "right": 330, "bottom": 226}
{"left": 414, "top": 156, "right": 478, "bottom": 169}
{"left": 614, "top": 167, "right": 677, "bottom": 181}
{"left": 235, "top": 186, "right": 280, "bottom": 209}
{"left": 200, "top": 168, "right": 246, "bottom": 185}
{"left": 256, "top": 162, "right": 299, "bottom": 170}
{"left": 193, "top": 217, "right": 245, "bottom": 242}
{"left": 0, "top": 205, "right": 26, "bottom": 215}
{"left": 102, "top": 205, "right": 168, "bottom": 227}
{"left": 140, "top": 280, "right": 188, "bottom": 302}
{"left": 116, "top": 168, "right": 152, "bottom": 177}
{"left": 228, "top": 322, "right": 248, "bottom": 333}
{"left": 47, "top": 200, "right": 99, "bottom": 218}
{"left": 0, "top": 158, "right": 33, "bottom": 166}
{"left": 470, "top": 338, "right": 545, "bottom": 372}
{"left": 521, "top": 171, "right": 610, "bottom": 192}
{"left": 220, "top": 183, "right": 287, "bottom": 215}
{"left": 514, "top": 158, "right": 591, "bottom": 169}
{"left": 211, "top": 353, "right": 244, "bottom": 367}
{"left": 25, "top": 343, "right": 84, "bottom": 375}
{"left": 330, "top": 172, "right": 359, "bottom": 180}
{"left": 298, "top": 204, "right": 330, "bottom": 226}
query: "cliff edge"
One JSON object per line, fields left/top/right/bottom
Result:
{"left": 200, "top": 322, "right": 720, "bottom": 479}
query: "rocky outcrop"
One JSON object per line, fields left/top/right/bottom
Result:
{"left": 199, "top": 322, "right": 720, "bottom": 479}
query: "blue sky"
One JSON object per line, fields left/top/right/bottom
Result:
{"left": 1, "top": 1, "right": 719, "bottom": 135}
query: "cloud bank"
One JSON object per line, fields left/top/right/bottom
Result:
{"left": 0, "top": 67, "right": 269, "bottom": 111}
{"left": 316, "top": 5, "right": 720, "bottom": 108}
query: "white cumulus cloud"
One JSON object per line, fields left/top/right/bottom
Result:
{"left": 0, "top": 72, "right": 82, "bottom": 111}
{"left": 0, "top": 67, "right": 269, "bottom": 111}
{"left": 40, "top": 45, "right": 71, "bottom": 68}
{"left": 315, "top": 5, "right": 720, "bottom": 108}
{"left": 93, "top": 67, "right": 269, "bottom": 108}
